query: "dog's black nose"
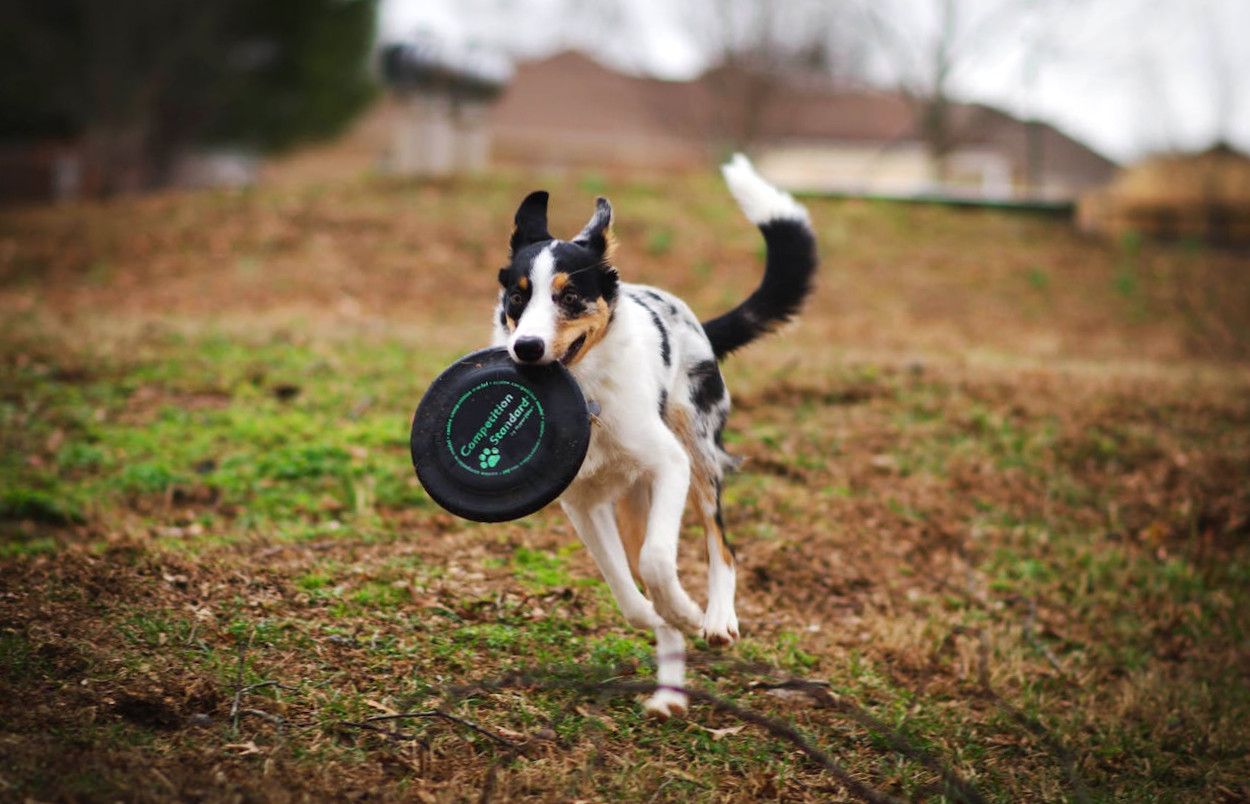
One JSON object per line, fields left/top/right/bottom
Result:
{"left": 513, "top": 336, "right": 546, "bottom": 363}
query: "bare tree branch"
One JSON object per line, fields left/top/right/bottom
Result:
{"left": 453, "top": 671, "right": 904, "bottom": 804}
{"left": 362, "top": 710, "right": 521, "bottom": 749}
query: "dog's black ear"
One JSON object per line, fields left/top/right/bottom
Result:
{"left": 572, "top": 197, "right": 613, "bottom": 256}
{"left": 510, "top": 191, "right": 551, "bottom": 255}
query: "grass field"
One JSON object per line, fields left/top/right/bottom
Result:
{"left": 2, "top": 168, "right": 1249, "bottom": 802}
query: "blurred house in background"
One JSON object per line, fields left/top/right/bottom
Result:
{"left": 487, "top": 52, "right": 711, "bottom": 170}
{"left": 485, "top": 51, "right": 1116, "bottom": 202}
{"left": 749, "top": 95, "right": 1116, "bottom": 202}
{"left": 1078, "top": 144, "right": 1250, "bottom": 245}
{"left": 379, "top": 35, "right": 511, "bottom": 177}
{"left": 4, "top": 30, "right": 1122, "bottom": 208}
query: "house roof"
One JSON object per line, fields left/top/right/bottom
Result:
{"left": 486, "top": 51, "right": 713, "bottom": 166}
{"left": 488, "top": 50, "right": 1116, "bottom": 187}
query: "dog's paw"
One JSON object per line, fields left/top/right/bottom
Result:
{"left": 701, "top": 609, "right": 740, "bottom": 647}
{"left": 639, "top": 571, "right": 705, "bottom": 635}
{"left": 642, "top": 688, "right": 688, "bottom": 720}
{"left": 650, "top": 593, "right": 704, "bottom": 636}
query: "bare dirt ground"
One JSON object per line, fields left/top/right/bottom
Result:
{"left": 1, "top": 169, "right": 1248, "bottom": 802}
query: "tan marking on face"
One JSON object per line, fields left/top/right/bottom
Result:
{"left": 551, "top": 272, "right": 569, "bottom": 292}
{"left": 517, "top": 276, "right": 529, "bottom": 291}
{"left": 551, "top": 296, "right": 612, "bottom": 366}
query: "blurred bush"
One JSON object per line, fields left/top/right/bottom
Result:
{"left": 0, "top": 0, "right": 377, "bottom": 195}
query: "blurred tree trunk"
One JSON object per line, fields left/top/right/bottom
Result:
{"left": 864, "top": 0, "right": 1033, "bottom": 188}
{"left": 920, "top": 0, "right": 956, "bottom": 184}
{"left": 77, "top": 1, "right": 210, "bottom": 193}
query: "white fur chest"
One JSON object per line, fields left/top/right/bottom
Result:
{"left": 574, "top": 416, "right": 642, "bottom": 488}
{"left": 563, "top": 349, "right": 650, "bottom": 504}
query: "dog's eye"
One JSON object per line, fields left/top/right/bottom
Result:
{"left": 556, "top": 288, "right": 578, "bottom": 305}
{"left": 508, "top": 292, "right": 524, "bottom": 307}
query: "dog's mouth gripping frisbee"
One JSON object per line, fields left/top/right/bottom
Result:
{"left": 410, "top": 347, "right": 592, "bottom": 522}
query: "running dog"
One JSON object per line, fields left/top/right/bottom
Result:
{"left": 492, "top": 155, "right": 817, "bottom": 717}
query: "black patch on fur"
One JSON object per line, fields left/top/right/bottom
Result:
{"left": 658, "top": 389, "right": 668, "bottom": 418}
{"left": 641, "top": 289, "right": 681, "bottom": 317}
{"left": 629, "top": 293, "right": 670, "bottom": 366}
{"left": 688, "top": 360, "right": 725, "bottom": 412}
{"left": 498, "top": 307, "right": 507, "bottom": 329}
{"left": 701, "top": 217, "right": 817, "bottom": 360}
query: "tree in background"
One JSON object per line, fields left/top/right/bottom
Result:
{"left": 859, "top": 0, "right": 1035, "bottom": 185}
{"left": 0, "top": 0, "right": 377, "bottom": 194}
{"left": 680, "top": 0, "right": 865, "bottom": 150}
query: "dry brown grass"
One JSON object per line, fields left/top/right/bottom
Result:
{"left": 1, "top": 169, "right": 1248, "bottom": 801}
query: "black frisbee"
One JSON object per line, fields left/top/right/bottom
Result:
{"left": 410, "top": 347, "right": 592, "bottom": 522}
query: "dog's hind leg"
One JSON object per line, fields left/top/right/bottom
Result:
{"left": 700, "top": 482, "right": 739, "bottom": 646}
{"left": 563, "top": 498, "right": 688, "bottom": 717}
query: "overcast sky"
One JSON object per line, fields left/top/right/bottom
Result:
{"left": 379, "top": 0, "right": 1250, "bottom": 164}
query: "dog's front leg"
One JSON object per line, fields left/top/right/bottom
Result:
{"left": 637, "top": 441, "right": 704, "bottom": 635}
{"left": 561, "top": 500, "right": 688, "bottom": 717}
{"left": 561, "top": 501, "right": 662, "bottom": 631}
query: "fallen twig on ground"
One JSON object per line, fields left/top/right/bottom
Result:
{"left": 677, "top": 654, "right": 986, "bottom": 803}
{"left": 362, "top": 711, "right": 521, "bottom": 750}
{"left": 452, "top": 671, "right": 902, "bottom": 804}
{"left": 975, "top": 627, "right": 1090, "bottom": 804}
{"left": 341, "top": 709, "right": 521, "bottom": 804}
{"left": 240, "top": 708, "right": 285, "bottom": 730}
{"left": 750, "top": 678, "right": 987, "bottom": 804}
{"left": 230, "top": 676, "right": 295, "bottom": 733}
{"left": 1023, "top": 597, "right": 1075, "bottom": 682}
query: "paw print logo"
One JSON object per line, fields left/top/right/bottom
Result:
{"left": 478, "top": 447, "right": 502, "bottom": 470}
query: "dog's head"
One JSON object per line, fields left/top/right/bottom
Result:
{"left": 497, "top": 191, "right": 619, "bottom": 366}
